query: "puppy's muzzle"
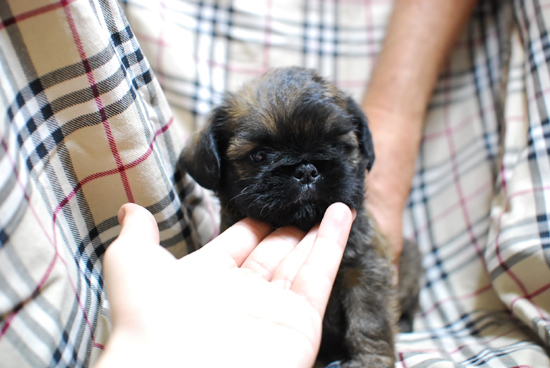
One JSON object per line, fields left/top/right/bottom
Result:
{"left": 293, "top": 163, "right": 319, "bottom": 185}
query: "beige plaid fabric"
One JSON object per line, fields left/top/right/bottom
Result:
{"left": 1, "top": 0, "right": 549, "bottom": 367}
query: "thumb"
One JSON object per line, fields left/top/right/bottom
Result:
{"left": 103, "top": 203, "right": 173, "bottom": 284}
{"left": 103, "top": 203, "right": 173, "bottom": 331}
{"left": 117, "top": 203, "right": 160, "bottom": 246}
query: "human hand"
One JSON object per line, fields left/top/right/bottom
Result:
{"left": 96, "top": 202, "right": 355, "bottom": 368}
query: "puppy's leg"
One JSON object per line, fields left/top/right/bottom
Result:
{"left": 396, "top": 239, "right": 423, "bottom": 333}
{"left": 340, "top": 261, "right": 396, "bottom": 368}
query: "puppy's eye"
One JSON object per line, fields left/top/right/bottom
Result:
{"left": 250, "top": 150, "right": 267, "bottom": 163}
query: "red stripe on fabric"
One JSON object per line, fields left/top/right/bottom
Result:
{"left": 0, "top": 252, "right": 58, "bottom": 340}
{"left": 414, "top": 178, "right": 493, "bottom": 238}
{"left": 419, "top": 284, "right": 494, "bottom": 317}
{"left": 43, "top": 118, "right": 172, "bottom": 347}
{"left": 510, "top": 282, "right": 550, "bottom": 309}
{"left": 0, "top": 0, "right": 172, "bottom": 349}
{"left": 423, "top": 103, "right": 497, "bottom": 142}
{"left": 442, "top": 63, "right": 483, "bottom": 258}
{"left": 52, "top": 118, "right": 174, "bottom": 221}
{"left": 62, "top": 0, "right": 135, "bottom": 203}
{"left": 508, "top": 185, "right": 550, "bottom": 200}
{"left": 0, "top": 313, "right": 15, "bottom": 339}
{"left": 492, "top": 194, "right": 549, "bottom": 321}
{"left": 495, "top": 183, "right": 550, "bottom": 319}
{"left": 399, "top": 328, "right": 516, "bottom": 355}
{"left": 0, "top": 136, "right": 58, "bottom": 341}
{"left": 0, "top": 0, "right": 79, "bottom": 31}
{"left": 397, "top": 352, "right": 408, "bottom": 368}
{"left": 0, "top": 139, "right": 53, "bottom": 245}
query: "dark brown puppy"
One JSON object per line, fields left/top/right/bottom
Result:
{"left": 179, "top": 67, "right": 422, "bottom": 368}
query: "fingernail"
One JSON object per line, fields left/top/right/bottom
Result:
{"left": 117, "top": 206, "right": 126, "bottom": 225}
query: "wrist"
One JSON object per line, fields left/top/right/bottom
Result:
{"left": 363, "top": 106, "right": 422, "bottom": 197}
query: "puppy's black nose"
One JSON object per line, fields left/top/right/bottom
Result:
{"left": 293, "top": 163, "right": 319, "bottom": 185}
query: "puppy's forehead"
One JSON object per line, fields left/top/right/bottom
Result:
{"left": 224, "top": 68, "right": 349, "bottom": 136}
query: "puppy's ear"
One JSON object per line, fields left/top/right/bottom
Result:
{"left": 346, "top": 97, "right": 375, "bottom": 171}
{"left": 179, "top": 108, "right": 225, "bottom": 191}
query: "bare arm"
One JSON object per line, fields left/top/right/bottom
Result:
{"left": 363, "top": 0, "right": 479, "bottom": 266}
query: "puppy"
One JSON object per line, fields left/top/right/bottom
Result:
{"left": 179, "top": 67, "right": 422, "bottom": 368}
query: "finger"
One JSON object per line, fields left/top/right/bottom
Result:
{"left": 116, "top": 203, "right": 160, "bottom": 246}
{"left": 103, "top": 203, "right": 173, "bottom": 323}
{"left": 291, "top": 203, "right": 354, "bottom": 317}
{"left": 104, "top": 203, "right": 173, "bottom": 285}
{"left": 240, "top": 226, "right": 306, "bottom": 280}
{"left": 200, "top": 218, "right": 272, "bottom": 267}
{"left": 270, "top": 225, "right": 319, "bottom": 289}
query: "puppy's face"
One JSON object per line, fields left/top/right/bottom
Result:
{"left": 182, "top": 67, "right": 374, "bottom": 231}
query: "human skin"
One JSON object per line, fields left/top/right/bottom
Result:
{"left": 96, "top": 2, "right": 481, "bottom": 365}
{"left": 363, "top": 0, "right": 479, "bottom": 267}
{"left": 95, "top": 202, "right": 354, "bottom": 368}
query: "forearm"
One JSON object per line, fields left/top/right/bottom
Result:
{"left": 364, "top": 0, "right": 478, "bottom": 119}
{"left": 363, "top": 0, "right": 478, "bottom": 254}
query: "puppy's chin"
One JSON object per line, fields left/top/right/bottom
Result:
{"left": 269, "top": 202, "right": 326, "bottom": 232}
{"left": 229, "top": 186, "right": 356, "bottom": 232}
{"left": 223, "top": 164, "right": 365, "bottom": 231}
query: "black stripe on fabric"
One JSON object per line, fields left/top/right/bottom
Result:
{"left": 50, "top": 330, "right": 78, "bottom": 367}
{"left": 523, "top": 0, "right": 550, "bottom": 268}
{"left": 486, "top": 216, "right": 550, "bottom": 258}
{"left": 489, "top": 244, "right": 543, "bottom": 280}
{"left": 422, "top": 217, "right": 490, "bottom": 285}
{"left": 413, "top": 143, "right": 455, "bottom": 331}
{"left": 332, "top": 0, "right": 339, "bottom": 78}
{"left": 527, "top": 119, "right": 550, "bottom": 161}
{"left": 409, "top": 3, "right": 507, "bottom": 329}
{"left": 1, "top": 320, "right": 46, "bottom": 366}
{"left": 0, "top": 229, "right": 8, "bottom": 247}
{"left": 408, "top": 138, "right": 494, "bottom": 210}
{"left": 537, "top": 213, "right": 550, "bottom": 239}
{"left": 398, "top": 357, "right": 450, "bottom": 368}
{"left": 145, "top": 191, "right": 198, "bottom": 253}
{"left": 302, "top": 0, "right": 309, "bottom": 65}
{"left": 468, "top": 1, "right": 503, "bottom": 179}
{"left": 191, "top": 1, "right": 204, "bottom": 120}
{"left": 0, "top": 144, "right": 28, "bottom": 235}
{"left": 9, "top": 46, "right": 118, "bottom": 128}
{"left": 11, "top": 44, "right": 149, "bottom": 172}
{"left": 224, "top": 3, "right": 235, "bottom": 103}
{"left": 24, "top": 84, "right": 139, "bottom": 172}
{"left": 58, "top": 280, "right": 88, "bottom": 367}
{"left": 101, "top": 2, "right": 190, "bottom": 247}
{"left": 0, "top": 248, "right": 75, "bottom": 367}
{"left": 462, "top": 340, "right": 539, "bottom": 367}
{"left": 111, "top": 24, "right": 134, "bottom": 47}
{"left": 76, "top": 215, "right": 119, "bottom": 290}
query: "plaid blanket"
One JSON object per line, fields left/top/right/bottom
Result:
{"left": 0, "top": 0, "right": 549, "bottom": 367}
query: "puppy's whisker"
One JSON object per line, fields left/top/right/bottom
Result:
{"left": 227, "top": 185, "right": 254, "bottom": 206}
{"left": 180, "top": 67, "right": 423, "bottom": 368}
{"left": 245, "top": 194, "right": 265, "bottom": 216}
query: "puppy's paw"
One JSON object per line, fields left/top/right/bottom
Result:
{"left": 340, "top": 354, "right": 394, "bottom": 368}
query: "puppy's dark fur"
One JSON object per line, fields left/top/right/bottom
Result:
{"left": 180, "top": 67, "right": 422, "bottom": 368}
